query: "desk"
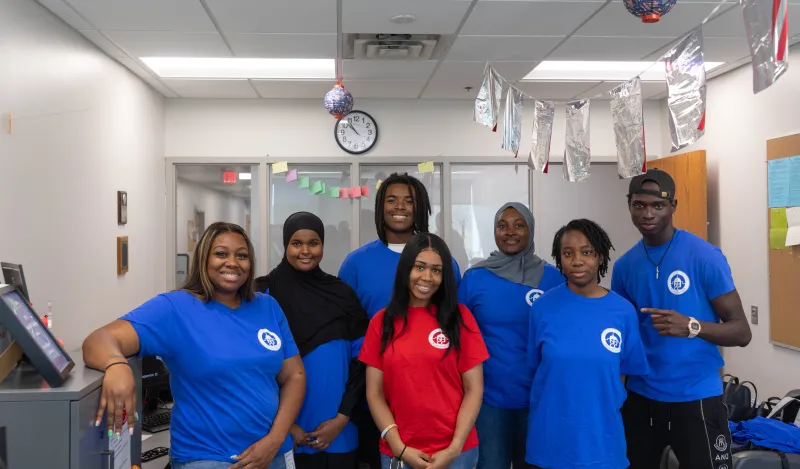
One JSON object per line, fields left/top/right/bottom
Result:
{"left": 141, "top": 429, "right": 171, "bottom": 469}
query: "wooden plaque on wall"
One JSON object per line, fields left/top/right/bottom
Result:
{"left": 648, "top": 150, "right": 708, "bottom": 240}
{"left": 766, "top": 134, "right": 800, "bottom": 350}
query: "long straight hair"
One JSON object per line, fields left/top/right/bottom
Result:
{"left": 380, "top": 232, "right": 462, "bottom": 355}
{"left": 180, "top": 221, "right": 256, "bottom": 302}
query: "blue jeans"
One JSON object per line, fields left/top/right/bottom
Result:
{"left": 172, "top": 450, "right": 293, "bottom": 469}
{"left": 380, "top": 447, "right": 478, "bottom": 469}
{"left": 475, "top": 402, "right": 528, "bottom": 469}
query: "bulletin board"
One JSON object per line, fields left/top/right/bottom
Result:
{"left": 766, "top": 133, "right": 800, "bottom": 350}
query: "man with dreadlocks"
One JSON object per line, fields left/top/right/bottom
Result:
{"left": 524, "top": 219, "right": 648, "bottom": 469}
{"left": 338, "top": 172, "right": 462, "bottom": 469}
{"left": 611, "top": 169, "right": 751, "bottom": 469}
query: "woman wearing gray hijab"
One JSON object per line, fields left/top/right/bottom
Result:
{"left": 457, "top": 202, "right": 563, "bottom": 469}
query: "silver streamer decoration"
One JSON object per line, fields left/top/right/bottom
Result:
{"left": 741, "top": 0, "right": 789, "bottom": 94}
{"left": 664, "top": 28, "right": 706, "bottom": 152}
{"left": 474, "top": 64, "right": 504, "bottom": 131}
{"left": 528, "top": 100, "right": 555, "bottom": 173}
{"left": 502, "top": 87, "right": 524, "bottom": 156}
{"left": 610, "top": 77, "right": 647, "bottom": 179}
{"left": 564, "top": 99, "right": 591, "bottom": 183}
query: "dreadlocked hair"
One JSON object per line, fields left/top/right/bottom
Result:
{"left": 551, "top": 218, "right": 615, "bottom": 283}
{"left": 374, "top": 172, "right": 431, "bottom": 244}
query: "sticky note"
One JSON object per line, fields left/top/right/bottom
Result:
{"left": 339, "top": 188, "right": 349, "bottom": 198}
{"left": 771, "top": 208, "right": 788, "bottom": 229}
{"left": 376, "top": 179, "right": 383, "bottom": 190}
{"left": 310, "top": 181, "right": 323, "bottom": 194}
{"left": 328, "top": 187, "right": 340, "bottom": 198}
{"left": 298, "top": 176, "right": 310, "bottom": 189}
{"left": 285, "top": 169, "right": 298, "bottom": 182}
{"left": 418, "top": 161, "right": 435, "bottom": 174}
{"left": 321, "top": 182, "right": 327, "bottom": 194}
{"left": 272, "top": 161, "right": 289, "bottom": 174}
{"left": 348, "top": 187, "right": 362, "bottom": 198}
{"left": 770, "top": 228, "right": 789, "bottom": 250}
{"left": 360, "top": 185, "right": 370, "bottom": 197}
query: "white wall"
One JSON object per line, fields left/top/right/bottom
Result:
{"left": 166, "top": 98, "right": 665, "bottom": 161}
{"left": 0, "top": 0, "right": 166, "bottom": 350}
{"left": 176, "top": 179, "right": 248, "bottom": 255}
{"left": 663, "top": 47, "right": 800, "bottom": 398}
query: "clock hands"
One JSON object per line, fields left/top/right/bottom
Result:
{"left": 346, "top": 121, "right": 361, "bottom": 137}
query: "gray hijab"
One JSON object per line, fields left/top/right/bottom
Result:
{"left": 470, "top": 202, "right": 545, "bottom": 288}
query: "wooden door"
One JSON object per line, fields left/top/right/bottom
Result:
{"left": 648, "top": 150, "right": 708, "bottom": 240}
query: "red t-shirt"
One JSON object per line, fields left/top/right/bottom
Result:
{"left": 358, "top": 304, "right": 489, "bottom": 457}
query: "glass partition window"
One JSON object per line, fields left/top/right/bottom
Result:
{"left": 359, "top": 164, "right": 443, "bottom": 246}
{"left": 269, "top": 164, "right": 352, "bottom": 274}
{"left": 450, "top": 164, "right": 530, "bottom": 269}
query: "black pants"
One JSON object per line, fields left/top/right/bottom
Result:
{"left": 294, "top": 451, "right": 359, "bottom": 469}
{"left": 352, "top": 405, "right": 381, "bottom": 469}
{"left": 622, "top": 390, "right": 733, "bottom": 469}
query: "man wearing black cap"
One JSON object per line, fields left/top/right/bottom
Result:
{"left": 611, "top": 168, "right": 751, "bottom": 469}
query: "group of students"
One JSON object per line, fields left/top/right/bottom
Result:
{"left": 82, "top": 168, "right": 753, "bottom": 469}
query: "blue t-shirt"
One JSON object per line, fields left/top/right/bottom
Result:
{"left": 122, "top": 291, "right": 299, "bottom": 463}
{"left": 611, "top": 229, "right": 736, "bottom": 402}
{"left": 339, "top": 239, "right": 462, "bottom": 319}
{"left": 294, "top": 338, "right": 363, "bottom": 454}
{"left": 457, "top": 264, "right": 563, "bottom": 409}
{"left": 526, "top": 284, "right": 649, "bottom": 469}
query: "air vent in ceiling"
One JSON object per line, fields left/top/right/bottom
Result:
{"left": 344, "top": 34, "right": 443, "bottom": 60}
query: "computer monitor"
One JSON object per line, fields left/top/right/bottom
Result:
{"left": 1, "top": 263, "right": 29, "bottom": 303}
{"left": 0, "top": 284, "right": 74, "bottom": 387}
{"left": 141, "top": 355, "right": 170, "bottom": 411}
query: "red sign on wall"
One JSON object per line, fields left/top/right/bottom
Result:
{"left": 222, "top": 171, "right": 237, "bottom": 184}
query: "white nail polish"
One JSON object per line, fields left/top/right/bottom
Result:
{"left": 129, "top": 427, "right": 134, "bottom": 435}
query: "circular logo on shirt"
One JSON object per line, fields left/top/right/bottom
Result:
{"left": 258, "top": 328, "right": 282, "bottom": 351}
{"left": 525, "top": 289, "right": 545, "bottom": 306}
{"left": 601, "top": 328, "right": 622, "bottom": 354}
{"left": 428, "top": 328, "right": 451, "bottom": 349}
{"left": 714, "top": 434, "right": 728, "bottom": 452}
{"left": 667, "top": 270, "right": 691, "bottom": 296}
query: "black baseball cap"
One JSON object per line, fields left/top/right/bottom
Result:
{"left": 628, "top": 168, "right": 676, "bottom": 200}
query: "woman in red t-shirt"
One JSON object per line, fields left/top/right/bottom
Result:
{"left": 359, "top": 232, "right": 489, "bottom": 469}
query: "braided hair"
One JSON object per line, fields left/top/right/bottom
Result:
{"left": 374, "top": 172, "right": 431, "bottom": 244}
{"left": 551, "top": 219, "right": 615, "bottom": 283}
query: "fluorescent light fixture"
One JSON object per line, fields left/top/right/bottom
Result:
{"left": 140, "top": 57, "right": 336, "bottom": 79}
{"left": 522, "top": 61, "right": 725, "bottom": 82}
{"left": 239, "top": 173, "right": 252, "bottom": 180}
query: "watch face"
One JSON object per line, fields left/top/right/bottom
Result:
{"left": 691, "top": 323, "right": 700, "bottom": 331}
{"left": 335, "top": 111, "right": 378, "bottom": 155}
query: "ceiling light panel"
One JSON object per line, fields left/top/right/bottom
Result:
{"left": 522, "top": 61, "right": 725, "bottom": 82}
{"left": 140, "top": 57, "right": 336, "bottom": 79}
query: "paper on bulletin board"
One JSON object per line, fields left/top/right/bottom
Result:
{"left": 771, "top": 208, "right": 788, "bottom": 228}
{"left": 108, "top": 421, "right": 130, "bottom": 469}
{"left": 768, "top": 155, "right": 800, "bottom": 207}
{"left": 784, "top": 206, "right": 800, "bottom": 247}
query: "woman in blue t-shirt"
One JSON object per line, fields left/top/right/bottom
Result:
{"left": 82, "top": 222, "right": 306, "bottom": 469}
{"left": 255, "top": 212, "right": 369, "bottom": 469}
{"left": 525, "top": 219, "right": 649, "bottom": 469}
{"left": 457, "top": 202, "right": 562, "bottom": 469}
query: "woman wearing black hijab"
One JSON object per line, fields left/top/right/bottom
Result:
{"left": 256, "top": 212, "right": 369, "bottom": 469}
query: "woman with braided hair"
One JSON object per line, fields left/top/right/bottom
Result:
{"left": 524, "top": 219, "right": 649, "bottom": 469}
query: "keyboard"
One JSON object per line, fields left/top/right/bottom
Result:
{"left": 141, "top": 409, "right": 172, "bottom": 433}
{"left": 141, "top": 446, "right": 169, "bottom": 462}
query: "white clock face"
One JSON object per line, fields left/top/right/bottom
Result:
{"left": 335, "top": 111, "right": 378, "bottom": 154}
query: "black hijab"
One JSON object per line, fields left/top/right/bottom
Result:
{"left": 255, "top": 212, "right": 368, "bottom": 357}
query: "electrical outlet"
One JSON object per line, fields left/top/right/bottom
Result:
{"left": 751, "top": 306, "right": 759, "bottom": 325}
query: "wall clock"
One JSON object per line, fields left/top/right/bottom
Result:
{"left": 334, "top": 110, "right": 378, "bottom": 155}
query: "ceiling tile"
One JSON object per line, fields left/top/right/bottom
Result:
{"left": 36, "top": 0, "right": 93, "bottom": 29}
{"left": 422, "top": 61, "right": 537, "bottom": 99}
{"left": 576, "top": 1, "right": 733, "bottom": 38}
{"left": 447, "top": 36, "right": 563, "bottom": 61}
{"left": 79, "top": 30, "right": 128, "bottom": 58}
{"left": 227, "top": 34, "right": 337, "bottom": 58}
{"left": 515, "top": 81, "right": 602, "bottom": 100}
{"left": 162, "top": 79, "right": 259, "bottom": 98}
{"left": 548, "top": 36, "right": 674, "bottom": 61}
{"left": 702, "top": 2, "right": 800, "bottom": 39}
{"left": 345, "top": 81, "right": 427, "bottom": 99}
{"left": 574, "top": 80, "right": 667, "bottom": 99}
{"left": 462, "top": 1, "right": 606, "bottom": 36}
{"left": 250, "top": 80, "right": 335, "bottom": 98}
{"left": 342, "top": 60, "right": 438, "bottom": 81}
{"left": 343, "top": 0, "right": 472, "bottom": 34}
{"left": 205, "top": 0, "right": 336, "bottom": 34}
{"left": 103, "top": 31, "right": 232, "bottom": 57}
{"left": 702, "top": 36, "right": 751, "bottom": 62}
{"left": 65, "top": 0, "right": 216, "bottom": 32}
{"left": 117, "top": 58, "right": 179, "bottom": 97}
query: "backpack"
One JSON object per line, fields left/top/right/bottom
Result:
{"left": 722, "top": 374, "right": 758, "bottom": 422}
{"left": 766, "top": 390, "right": 800, "bottom": 427}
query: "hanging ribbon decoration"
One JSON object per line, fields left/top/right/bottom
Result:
{"left": 610, "top": 77, "right": 647, "bottom": 178}
{"left": 741, "top": 0, "right": 789, "bottom": 94}
{"left": 665, "top": 28, "right": 707, "bottom": 152}
{"left": 502, "top": 87, "right": 524, "bottom": 157}
{"left": 564, "top": 99, "right": 591, "bottom": 183}
{"left": 474, "top": 64, "right": 504, "bottom": 132}
{"left": 528, "top": 100, "right": 555, "bottom": 174}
